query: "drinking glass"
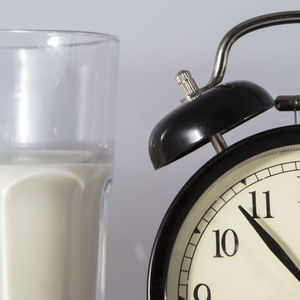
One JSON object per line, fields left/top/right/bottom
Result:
{"left": 0, "top": 30, "right": 119, "bottom": 300}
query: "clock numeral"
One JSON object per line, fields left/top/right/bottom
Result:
{"left": 213, "top": 229, "right": 239, "bottom": 258}
{"left": 193, "top": 283, "right": 211, "bottom": 300}
{"left": 249, "top": 191, "right": 273, "bottom": 219}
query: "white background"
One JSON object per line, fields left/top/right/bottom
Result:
{"left": 1, "top": 1, "right": 300, "bottom": 299}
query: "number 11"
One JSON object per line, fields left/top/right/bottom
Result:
{"left": 249, "top": 191, "right": 273, "bottom": 219}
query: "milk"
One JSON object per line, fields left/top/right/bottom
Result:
{"left": 0, "top": 151, "right": 112, "bottom": 300}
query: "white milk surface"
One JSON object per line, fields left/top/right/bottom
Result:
{"left": 0, "top": 151, "right": 112, "bottom": 300}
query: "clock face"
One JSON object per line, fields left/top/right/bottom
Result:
{"left": 169, "top": 145, "right": 300, "bottom": 299}
{"left": 148, "top": 126, "right": 300, "bottom": 300}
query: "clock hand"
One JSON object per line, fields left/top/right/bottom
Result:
{"left": 238, "top": 205, "right": 300, "bottom": 282}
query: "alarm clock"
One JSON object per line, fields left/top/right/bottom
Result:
{"left": 148, "top": 11, "right": 300, "bottom": 300}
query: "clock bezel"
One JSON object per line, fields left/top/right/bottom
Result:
{"left": 148, "top": 125, "right": 300, "bottom": 300}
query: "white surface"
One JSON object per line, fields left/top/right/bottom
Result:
{"left": 1, "top": 1, "right": 300, "bottom": 299}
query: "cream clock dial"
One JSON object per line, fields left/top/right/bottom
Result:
{"left": 148, "top": 126, "right": 300, "bottom": 300}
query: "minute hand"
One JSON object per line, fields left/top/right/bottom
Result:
{"left": 238, "top": 205, "right": 300, "bottom": 282}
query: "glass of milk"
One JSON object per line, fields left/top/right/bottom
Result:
{"left": 0, "top": 30, "right": 119, "bottom": 300}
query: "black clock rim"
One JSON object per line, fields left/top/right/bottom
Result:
{"left": 147, "top": 125, "right": 300, "bottom": 300}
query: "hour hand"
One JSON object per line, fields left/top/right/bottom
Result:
{"left": 238, "top": 205, "right": 300, "bottom": 282}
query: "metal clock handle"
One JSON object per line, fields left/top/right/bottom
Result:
{"left": 174, "top": 11, "right": 300, "bottom": 155}
{"left": 199, "top": 10, "right": 300, "bottom": 93}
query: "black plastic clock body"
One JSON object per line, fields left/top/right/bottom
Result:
{"left": 148, "top": 11, "right": 300, "bottom": 300}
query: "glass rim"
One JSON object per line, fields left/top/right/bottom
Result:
{"left": 0, "top": 29, "right": 119, "bottom": 47}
